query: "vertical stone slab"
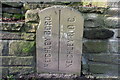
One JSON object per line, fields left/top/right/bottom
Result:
{"left": 59, "top": 7, "right": 84, "bottom": 74}
{"left": 36, "top": 7, "right": 59, "bottom": 73}
{"left": 36, "top": 6, "right": 84, "bottom": 75}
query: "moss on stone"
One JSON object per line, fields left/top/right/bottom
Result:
{"left": 9, "top": 41, "right": 35, "bottom": 56}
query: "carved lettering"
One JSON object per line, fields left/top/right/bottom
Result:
{"left": 43, "top": 16, "right": 52, "bottom": 67}
{"left": 67, "top": 18, "right": 75, "bottom": 22}
{"left": 65, "top": 18, "right": 76, "bottom": 68}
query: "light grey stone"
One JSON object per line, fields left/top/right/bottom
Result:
{"left": 25, "top": 9, "right": 39, "bottom": 23}
{"left": 36, "top": 6, "right": 84, "bottom": 75}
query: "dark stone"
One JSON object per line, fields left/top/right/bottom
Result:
{"left": 2, "top": 8, "right": 22, "bottom": 14}
{"left": 83, "top": 29, "right": 114, "bottom": 39}
{"left": 2, "top": 2, "right": 23, "bottom": 8}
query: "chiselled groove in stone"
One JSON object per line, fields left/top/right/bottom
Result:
{"left": 58, "top": 9, "right": 61, "bottom": 71}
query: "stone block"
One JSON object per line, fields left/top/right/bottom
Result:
{"left": 78, "top": 7, "right": 106, "bottom": 13}
{"left": 83, "top": 41, "right": 108, "bottom": 53}
{"left": 0, "top": 40, "right": 9, "bottom": 56}
{"left": 83, "top": 29, "right": 114, "bottom": 39}
{"left": 0, "top": 22, "right": 24, "bottom": 31}
{"left": 2, "top": 2, "right": 23, "bottom": 7}
{"left": 2, "top": 8, "right": 22, "bottom": 14}
{"left": 0, "top": 56, "right": 34, "bottom": 66}
{"left": 9, "top": 67, "right": 34, "bottom": 74}
{"left": 105, "top": 17, "right": 119, "bottom": 28}
{"left": 83, "top": 13, "right": 99, "bottom": 21}
{"left": 83, "top": 40, "right": 119, "bottom": 53}
{"left": 23, "top": 23, "right": 38, "bottom": 32}
{"left": 36, "top": 6, "right": 84, "bottom": 74}
{"left": 21, "top": 33, "right": 35, "bottom": 40}
{"left": 25, "top": 9, "right": 39, "bottom": 23}
{"left": 0, "top": 67, "right": 9, "bottom": 77}
{"left": 88, "top": 62, "right": 119, "bottom": 76}
{"left": 117, "top": 29, "right": 120, "bottom": 38}
{"left": 84, "top": 20, "right": 95, "bottom": 27}
{"left": 85, "top": 54, "right": 120, "bottom": 64}
{"left": 23, "top": 3, "right": 38, "bottom": 10}
{"left": 9, "top": 41, "right": 35, "bottom": 56}
{"left": 2, "top": 13, "right": 13, "bottom": 18}
{"left": 0, "top": 32, "right": 35, "bottom": 40}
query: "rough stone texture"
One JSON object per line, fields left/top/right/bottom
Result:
{"left": 2, "top": 13, "right": 13, "bottom": 18}
{"left": 0, "top": 41, "right": 4, "bottom": 56}
{"left": 36, "top": 6, "right": 84, "bottom": 74}
{"left": 105, "top": 17, "right": 119, "bottom": 28}
{"left": 83, "top": 29, "right": 114, "bottom": 39}
{"left": 0, "top": 56, "right": 34, "bottom": 66}
{"left": 0, "top": 32, "right": 35, "bottom": 40}
{"left": 84, "top": 54, "right": 120, "bottom": 64}
{"left": 2, "top": 8, "right": 22, "bottom": 14}
{"left": 83, "top": 13, "right": 99, "bottom": 21}
{"left": 117, "top": 29, "right": 120, "bottom": 38}
{"left": 84, "top": 15, "right": 106, "bottom": 28}
{"left": 23, "top": 3, "right": 40, "bottom": 10}
{"left": 78, "top": 7, "right": 107, "bottom": 14}
{"left": 25, "top": 9, "right": 39, "bottom": 23}
{"left": 84, "top": 20, "right": 95, "bottom": 27}
{"left": 2, "top": 2, "right": 23, "bottom": 7}
{"left": 0, "top": 67, "right": 9, "bottom": 77}
{"left": 9, "top": 67, "right": 34, "bottom": 75}
{"left": 0, "top": 40, "right": 9, "bottom": 56}
{"left": 21, "top": 33, "right": 35, "bottom": 40}
{"left": 23, "top": 3, "right": 108, "bottom": 14}
{"left": 83, "top": 40, "right": 119, "bottom": 53}
{"left": 0, "top": 22, "right": 24, "bottom": 31}
{"left": 83, "top": 41, "right": 108, "bottom": 53}
{"left": 88, "top": 62, "right": 119, "bottom": 76}
{"left": 9, "top": 41, "right": 35, "bottom": 56}
{"left": 23, "top": 23, "right": 38, "bottom": 32}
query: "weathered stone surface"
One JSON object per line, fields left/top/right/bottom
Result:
{"left": 83, "top": 29, "right": 114, "bottom": 39}
{"left": 36, "top": 6, "right": 84, "bottom": 74}
{"left": 83, "top": 40, "right": 119, "bottom": 53}
{"left": 108, "top": 40, "right": 119, "bottom": 53}
{"left": 84, "top": 54, "right": 120, "bottom": 64}
{"left": 2, "top": 2, "right": 23, "bottom": 7}
{"left": 9, "top": 41, "right": 35, "bottom": 56}
{"left": 0, "top": 32, "right": 35, "bottom": 40}
{"left": 2, "top": 13, "right": 13, "bottom": 18}
{"left": 2, "top": 8, "right": 22, "bottom": 14}
{"left": 9, "top": 67, "right": 34, "bottom": 74}
{"left": 84, "top": 16, "right": 106, "bottom": 28}
{"left": 24, "top": 23, "right": 38, "bottom": 32}
{"left": 83, "top": 41, "right": 108, "bottom": 53}
{"left": 88, "top": 62, "right": 119, "bottom": 76}
{"left": 84, "top": 20, "right": 95, "bottom": 27}
{"left": 106, "top": 8, "right": 119, "bottom": 17}
{"left": 0, "top": 22, "right": 24, "bottom": 31}
{"left": 117, "top": 29, "right": 120, "bottom": 38}
{"left": 0, "top": 40, "right": 9, "bottom": 56}
{"left": 25, "top": 9, "right": 39, "bottom": 23}
{"left": 0, "top": 41, "right": 4, "bottom": 56}
{"left": 21, "top": 33, "right": 35, "bottom": 40}
{"left": 78, "top": 7, "right": 107, "bottom": 14}
{"left": 0, "top": 67, "right": 9, "bottom": 77}
{"left": 23, "top": 3, "right": 39, "bottom": 10}
{"left": 83, "top": 13, "right": 99, "bottom": 21}
{"left": 0, "top": 56, "right": 34, "bottom": 66}
{"left": 105, "top": 17, "right": 119, "bottom": 28}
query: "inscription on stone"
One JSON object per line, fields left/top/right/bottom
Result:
{"left": 36, "top": 6, "right": 84, "bottom": 75}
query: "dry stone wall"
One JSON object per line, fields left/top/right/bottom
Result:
{"left": 0, "top": 2, "right": 120, "bottom": 79}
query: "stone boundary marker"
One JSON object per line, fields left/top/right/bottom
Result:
{"left": 36, "top": 6, "right": 84, "bottom": 75}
